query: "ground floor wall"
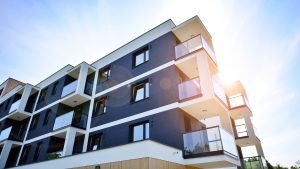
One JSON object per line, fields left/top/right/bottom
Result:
{"left": 72, "top": 157, "right": 200, "bottom": 169}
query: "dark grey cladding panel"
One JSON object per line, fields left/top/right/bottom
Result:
{"left": 89, "top": 108, "right": 204, "bottom": 151}
{"left": 96, "top": 32, "right": 177, "bottom": 93}
{"left": 91, "top": 65, "right": 180, "bottom": 128}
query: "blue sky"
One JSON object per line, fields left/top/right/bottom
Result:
{"left": 0, "top": 0, "right": 300, "bottom": 167}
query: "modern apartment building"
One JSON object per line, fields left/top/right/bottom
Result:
{"left": 0, "top": 16, "right": 267, "bottom": 169}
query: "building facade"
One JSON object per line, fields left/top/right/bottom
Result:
{"left": 0, "top": 16, "right": 266, "bottom": 169}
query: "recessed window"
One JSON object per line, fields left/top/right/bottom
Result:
{"left": 51, "top": 81, "right": 59, "bottom": 96}
{"left": 20, "top": 145, "right": 31, "bottom": 164}
{"left": 33, "top": 142, "right": 42, "bottom": 161}
{"left": 131, "top": 122, "right": 150, "bottom": 142}
{"left": 133, "top": 47, "right": 149, "bottom": 67}
{"left": 93, "top": 96, "right": 107, "bottom": 117}
{"left": 39, "top": 88, "right": 48, "bottom": 102}
{"left": 98, "top": 66, "right": 111, "bottom": 83}
{"left": 89, "top": 134, "right": 103, "bottom": 151}
{"left": 43, "top": 109, "right": 51, "bottom": 125}
{"left": 131, "top": 80, "right": 149, "bottom": 102}
{"left": 4, "top": 98, "right": 11, "bottom": 110}
{"left": 30, "top": 114, "right": 40, "bottom": 130}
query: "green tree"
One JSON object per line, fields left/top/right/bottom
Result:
{"left": 267, "top": 160, "right": 274, "bottom": 169}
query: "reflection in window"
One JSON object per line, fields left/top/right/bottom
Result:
{"left": 131, "top": 122, "right": 149, "bottom": 142}
{"left": 93, "top": 96, "right": 107, "bottom": 117}
{"left": 131, "top": 80, "right": 149, "bottom": 102}
{"left": 133, "top": 47, "right": 149, "bottom": 67}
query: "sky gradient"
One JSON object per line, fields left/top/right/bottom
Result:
{"left": 0, "top": 0, "right": 300, "bottom": 167}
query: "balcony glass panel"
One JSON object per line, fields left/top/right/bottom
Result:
{"left": 229, "top": 95, "right": 251, "bottom": 109}
{"left": 212, "top": 77, "right": 228, "bottom": 106}
{"left": 183, "top": 126, "right": 237, "bottom": 158}
{"left": 53, "top": 111, "right": 73, "bottom": 130}
{"left": 61, "top": 80, "right": 78, "bottom": 98}
{"left": 244, "top": 156, "right": 268, "bottom": 169}
{"left": 9, "top": 99, "right": 21, "bottom": 114}
{"left": 178, "top": 78, "right": 201, "bottom": 101}
{"left": 0, "top": 127, "right": 12, "bottom": 142}
{"left": 201, "top": 36, "right": 217, "bottom": 64}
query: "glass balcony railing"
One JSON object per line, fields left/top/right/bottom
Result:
{"left": 0, "top": 127, "right": 12, "bottom": 142}
{"left": 183, "top": 126, "right": 238, "bottom": 158}
{"left": 61, "top": 80, "right": 78, "bottom": 98}
{"left": 244, "top": 156, "right": 268, "bottom": 169}
{"left": 53, "top": 110, "right": 87, "bottom": 131}
{"left": 175, "top": 34, "right": 217, "bottom": 64}
{"left": 235, "top": 124, "right": 248, "bottom": 138}
{"left": 53, "top": 111, "right": 74, "bottom": 130}
{"left": 229, "top": 95, "right": 250, "bottom": 109}
{"left": 9, "top": 99, "right": 21, "bottom": 114}
{"left": 212, "top": 76, "right": 228, "bottom": 106}
{"left": 178, "top": 78, "right": 202, "bottom": 101}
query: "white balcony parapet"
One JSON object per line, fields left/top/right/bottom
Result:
{"left": 178, "top": 78, "right": 201, "bottom": 101}
{"left": 61, "top": 80, "right": 78, "bottom": 98}
{"left": 53, "top": 111, "right": 74, "bottom": 131}
{"left": 9, "top": 99, "right": 21, "bottom": 114}
{"left": 0, "top": 127, "right": 12, "bottom": 142}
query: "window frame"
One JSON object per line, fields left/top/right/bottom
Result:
{"left": 43, "top": 109, "right": 51, "bottom": 125}
{"left": 131, "top": 79, "right": 150, "bottom": 103}
{"left": 20, "top": 145, "right": 31, "bottom": 164}
{"left": 130, "top": 121, "right": 150, "bottom": 142}
{"left": 39, "top": 88, "right": 48, "bottom": 102}
{"left": 98, "top": 66, "right": 111, "bottom": 83}
{"left": 93, "top": 96, "right": 108, "bottom": 117}
{"left": 51, "top": 81, "right": 59, "bottom": 96}
{"left": 89, "top": 133, "right": 103, "bottom": 151}
{"left": 133, "top": 46, "right": 149, "bottom": 67}
{"left": 30, "top": 114, "right": 40, "bottom": 130}
{"left": 33, "top": 142, "right": 42, "bottom": 161}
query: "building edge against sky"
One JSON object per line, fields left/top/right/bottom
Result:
{"left": 0, "top": 16, "right": 266, "bottom": 169}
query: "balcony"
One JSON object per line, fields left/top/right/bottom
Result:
{"left": 183, "top": 126, "right": 238, "bottom": 158}
{"left": 175, "top": 34, "right": 217, "bottom": 65}
{"left": 0, "top": 126, "right": 24, "bottom": 142}
{"left": 213, "top": 76, "right": 228, "bottom": 107}
{"left": 61, "top": 80, "right": 78, "bottom": 98}
{"left": 229, "top": 94, "right": 250, "bottom": 109}
{"left": 53, "top": 111, "right": 87, "bottom": 131}
{"left": 243, "top": 156, "right": 267, "bottom": 169}
{"left": 8, "top": 99, "right": 21, "bottom": 114}
{"left": 178, "top": 78, "right": 202, "bottom": 101}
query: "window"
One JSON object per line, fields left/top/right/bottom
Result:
{"left": 4, "top": 98, "right": 11, "bottom": 110}
{"left": 131, "top": 80, "right": 149, "bottom": 102}
{"left": 51, "top": 81, "right": 59, "bottom": 95}
{"left": 93, "top": 96, "right": 107, "bottom": 117}
{"left": 43, "top": 109, "right": 51, "bottom": 125}
{"left": 131, "top": 122, "right": 150, "bottom": 142}
{"left": 30, "top": 114, "right": 40, "bottom": 130}
{"left": 39, "top": 88, "right": 48, "bottom": 102}
{"left": 33, "top": 142, "right": 42, "bottom": 161}
{"left": 133, "top": 47, "right": 149, "bottom": 67}
{"left": 20, "top": 145, "right": 31, "bottom": 164}
{"left": 89, "top": 134, "right": 103, "bottom": 151}
{"left": 98, "top": 66, "right": 111, "bottom": 83}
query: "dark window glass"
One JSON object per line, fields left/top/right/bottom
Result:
{"left": 89, "top": 134, "right": 103, "bottom": 151}
{"left": 93, "top": 96, "right": 107, "bottom": 117}
{"left": 33, "top": 142, "right": 42, "bottom": 161}
{"left": 39, "top": 88, "right": 48, "bottom": 102}
{"left": 133, "top": 47, "right": 149, "bottom": 67}
{"left": 0, "top": 88, "right": 3, "bottom": 95}
{"left": 131, "top": 122, "right": 150, "bottom": 142}
{"left": 30, "top": 114, "right": 40, "bottom": 130}
{"left": 20, "top": 145, "right": 31, "bottom": 164}
{"left": 131, "top": 80, "right": 149, "bottom": 102}
{"left": 43, "top": 109, "right": 51, "bottom": 125}
{"left": 98, "top": 66, "right": 111, "bottom": 83}
{"left": 5, "top": 98, "right": 11, "bottom": 110}
{"left": 51, "top": 81, "right": 59, "bottom": 95}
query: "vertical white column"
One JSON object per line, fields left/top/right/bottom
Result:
{"left": 62, "top": 128, "right": 77, "bottom": 156}
{"left": 18, "top": 85, "right": 32, "bottom": 112}
{"left": 76, "top": 63, "right": 89, "bottom": 94}
{"left": 196, "top": 53, "right": 214, "bottom": 98}
{"left": 242, "top": 111, "right": 255, "bottom": 138}
{"left": 0, "top": 141, "right": 12, "bottom": 168}
{"left": 255, "top": 143, "right": 265, "bottom": 158}
{"left": 82, "top": 69, "right": 98, "bottom": 152}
